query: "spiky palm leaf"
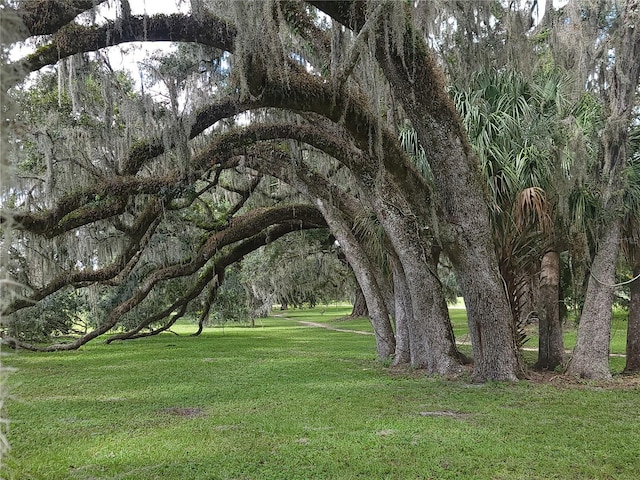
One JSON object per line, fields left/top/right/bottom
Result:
{"left": 453, "top": 68, "right": 575, "bottom": 346}
{"left": 399, "top": 125, "right": 433, "bottom": 184}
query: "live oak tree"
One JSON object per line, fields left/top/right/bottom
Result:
{"left": 565, "top": 0, "right": 640, "bottom": 380}
{"left": 439, "top": 0, "right": 640, "bottom": 376}
{"left": 4, "top": 0, "right": 636, "bottom": 381}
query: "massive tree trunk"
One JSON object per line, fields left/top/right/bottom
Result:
{"left": 372, "top": 177, "right": 462, "bottom": 374}
{"left": 316, "top": 199, "right": 396, "bottom": 361}
{"left": 377, "top": 11, "right": 521, "bottom": 382}
{"left": 535, "top": 250, "right": 565, "bottom": 370}
{"left": 311, "top": 0, "right": 521, "bottom": 381}
{"left": 567, "top": 219, "right": 621, "bottom": 379}
{"left": 566, "top": 0, "right": 640, "bottom": 380}
{"left": 624, "top": 259, "right": 640, "bottom": 372}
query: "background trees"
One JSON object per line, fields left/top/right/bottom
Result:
{"left": 1, "top": 0, "right": 639, "bottom": 381}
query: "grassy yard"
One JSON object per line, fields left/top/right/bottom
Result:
{"left": 3, "top": 306, "right": 640, "bottom": 479}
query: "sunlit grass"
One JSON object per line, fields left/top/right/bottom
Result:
{"left": 312, "top": 303, "right": 629, "bottom": 364}
{"left": 3, "top": 305, "right": 639, "bottom": 479}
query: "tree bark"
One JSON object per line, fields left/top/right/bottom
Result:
{"left": 191, "top": 275, "right": 221, "bottom": 337}
{"left": 535, "top": 250, "right": 565, "bottom": 370}
{"left": 624, "top": 260, "right": 640, "bottom": 372}
{"left": 350, "top": 285, "right": 369, "bottom": 317}
{"left": 566, "top": 219, "right": 621, "bottom": 379}
{"left": 13, "top": 1, "right": 101, "bottom": 39}
{"left": 389, "top": 252, "right": 412, "bottom": 366}
{"left": 9, "top": 11, "right": 236, "bottom": 86}
{"left": 372, "top": 176, "right": 462, "bottom": 374}
{"left": 316, "top": 199, "right": 396, "bottom": 361}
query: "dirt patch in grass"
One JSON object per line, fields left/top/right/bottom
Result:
{"left": 298, "top": 321, "right": 373, "bottom": 336}
{"left": 419, "top": 411, "right": 470, "bottom": 419}
{"left": 162, "top": 407, "right": 207, "bottom": 418}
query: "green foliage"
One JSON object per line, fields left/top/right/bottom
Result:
{"left": 3, "top": 288, "right": 87, "bottom": 342}
{"left": 242, "top": 230, "right": 353, "bottom": 314}
{"left": 622, "top": 124, "right": 640, "bottom": 259}
{"left": 399, "top": 124, "right": 433, "bottom": 183}
{"left": 209, "top": 267, "right": 252, "bottom": 325}
{"left": 452, "top": 68, "right": 563, "bottom": 202}
{"left": 452, "top": 68, "right": 564, "bottom": 339}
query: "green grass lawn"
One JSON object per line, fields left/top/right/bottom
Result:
{"left": 318, "top": 304, "right": 630, "bottom": 369}
{"left": 3, "top": 306, "right": 640, "bottom": 479}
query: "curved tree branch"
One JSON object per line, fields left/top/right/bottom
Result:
{"left": 1, "top": 204, "right": 325, "bottom": 351}
{"left": 109, "top": 217, "right": 326, "bottom": 343}
{"left": 9, "top": 11, "right": 236, "bottom": 85}
{"left": 11, "top": 0, "right": 104, "bottom": 40}
{"left": 8, "top": 176, "right": 178, "bottom": 236}
{"left": 4, "top": 198, "right": 163, "bottom": 315}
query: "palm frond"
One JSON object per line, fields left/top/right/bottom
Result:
{"left": 399, "top": 125, "right": 433, "bottom": 183}
{"left": 513, "top": 186, "right": 553, "bottom": 234}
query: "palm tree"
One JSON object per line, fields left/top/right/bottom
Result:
{"left": 453, "top": 67, "right": 603, "bottom": 370}
{"left": 453, "top": 68, "right": 560, "bottom": 358}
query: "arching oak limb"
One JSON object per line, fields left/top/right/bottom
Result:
{"left": 1, "top": 204, "right": 325, "bottom": 351}
{"left": 8, "top": 176, "right": 179, "bottom": 237}
{"left": 107, "top": 220, "right": 326, "bottom": 343}
{"left": 315, "top": 199, "right": 395, "bottom": 361}
{"left": 238, "top": 134, "right": 461, "bottom": 372}
{"left": 11, "top": 0, "right": 102, "bottom": 40}
{"left": 311, "top": 0, "right": 522, "bottom": 381}
{"left": 121, "top": 97, "right": 264, "bottom": 175}
{"left": 371, "top": 173, "right": 463, "bottom": 374}
{"left": 238, "top": 143, "right": 397, "bottom": 361}
{"left": 4, "top": 198, "right": 163, "bottom": 315}
{"left": 9, "top": 12, "right": 236, "bottom": 85}
{"left": 192, "top": 279, "right": 220, "bottom": 338}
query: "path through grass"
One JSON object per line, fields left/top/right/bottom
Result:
{"left": 3, "top": 306, "right": 640, "bottom": 479}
